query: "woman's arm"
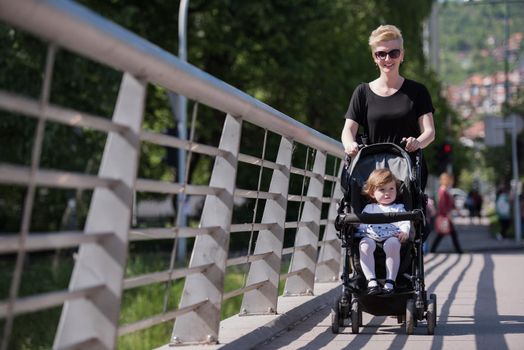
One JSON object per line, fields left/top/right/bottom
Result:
{"left": 417, "top": 112, "right": 436, "bottom": 148}
{"left": 341, "top": 118, "right": 360, "bottom": 156}
{"left": 403, "top": 112, "right": 435, "bottom": 152}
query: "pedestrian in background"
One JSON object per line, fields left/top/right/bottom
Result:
{"left": 466, "top": 188, "right": 483, "bottom": 224}
{"left": 430, "top": 172, "right": 463, "bottom": 254}
{"left": 495, "top": 186, "right": 511, "bottom": 240}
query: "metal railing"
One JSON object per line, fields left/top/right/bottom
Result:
{"left": 0, "top": 0, "right": 344, "bottom": 349}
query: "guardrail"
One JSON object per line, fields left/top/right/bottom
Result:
{"left": 0, "top": 0, "right": 344, "bottom": 349}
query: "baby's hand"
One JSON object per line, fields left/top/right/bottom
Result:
{"left": 396, "top": 231, "right": 409, "bottom": 243}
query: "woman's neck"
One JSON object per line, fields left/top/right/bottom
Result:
{"left": 370, "top": 74, "right": 404, "bottom": 97}
{"left": 378, "top": 73, "right": 403, "bottom": 89}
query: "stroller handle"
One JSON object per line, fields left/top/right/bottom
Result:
{"left": 338, "top": 210, "right": 424, "bottom": 224}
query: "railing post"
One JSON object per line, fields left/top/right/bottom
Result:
{"left": 316, "top": 163, "right": 343, "bottom": 282}
{"left": 53, "top": 73, "right": 146, "bottom": 350}
{"left": 171, "top": 114, "right": 241, "bottom": 345}
{"left": 284, "top": 150, "right": 326, "bottom": 296}
{"left": 240, "top": 137, "right": 293, "bottom": 315}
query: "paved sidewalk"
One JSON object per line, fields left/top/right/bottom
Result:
{"left": 426, "top": 216, "right": 524, "bottom": 253}
{"left": 251, "top": 218, "right": 524, "bottom": 350}
{"left": 256, "top": 252, "right": 524, "bottom": 350}
{"left": 156, "top": 217, "right": 523, "bottom": 350}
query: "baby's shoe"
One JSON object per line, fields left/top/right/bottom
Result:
{"left": 382, "top": 279, "right": 395, "bottom": 295}
{"left": 366, "top": 278, "right": 381, "bottom": 295}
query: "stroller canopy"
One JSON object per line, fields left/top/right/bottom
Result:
{"left": 342, "top": 143, "right": 417, "bottom": 213}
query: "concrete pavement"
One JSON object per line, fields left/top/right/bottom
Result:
{"left": 256, "top": 252, "right": 524, "bottom": 350}
{"left": 254, "top": 219, "right": 524, "bottom": 350}
{"left": 158, "top": 219, "right": 524, "bottom": 349}
{"left": 426, "top": 216, "right": 524, "bottom": 253}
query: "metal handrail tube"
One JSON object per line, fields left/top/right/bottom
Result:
{"left": 222, "top": 280, "right": 269, "bottom": 301}
{"left": 281, "top": 245, "right": 309, "bottom": 255}
{"left": 0, "top": 90, "right": 129, "bottom": 134}
{"left": 279, "top": 268, "right": 307, "bottom": 281}
{"left": 140, "top": 130, "right": 226, "bottom": 158}
{"left": 123, "top": 263, "right": 213, "bottom": 290}
{"left": 287, "top": 194, "right": 322, "bottom": 203}
{"left": 117, "top": 300, "right": 208, "bottom": 336}
{"left": 229, "top": 223, "right": 276, "bottom": 233}
{"left": 135, "top": 178, "right": 222, "bottom": 196}
{"left": 234, "top": 188, "right": 282, "bottom": 200}
{"left": 0, "top": 164, "right": 121, "bottom": 189}
{"left": 284, "top": 221, "right": 313, "bottom": 229}
{"left": 237, "top": 153, "right": 282, "bottom": 171}
{"left": 317, "top": 238, "right": 338, "bottom": 246}
{"left": 319, "top": 219, "right": 336, "bottom": 225}
{"left": 0, "top": 231, "right": 113, "bottom": 254}
{"left": 289, "top": 166, "right": 325, "bottom": 180}
{"left": 0, "top": 0, "right": 343, "bottom": 158}
{"left": 0, "top": 284, "right": 105, "bottom": 318}
{"left": 323, "top": 174, "right": 338, "bottom": 182}
{"left": 226, "top": 252, "right": 272, "bottom": 267}
{"left": 129, "top": 227, "right": 218, "bottom": 241}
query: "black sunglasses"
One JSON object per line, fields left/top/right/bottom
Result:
{"left": 374, "top": 49, "right": 401, "bottom": 60}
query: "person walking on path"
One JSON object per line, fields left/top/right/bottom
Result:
{"left": 341, "top": 24, "right": 435, "bottom": 190}
{"left": 495, "top": 186, "right": 511, "bottom": 240}
{"left": 466, "top": 188, "right": 483, "bottom": 224}
{"left": 430, "top": 172, "right": 463, "bottom": 254}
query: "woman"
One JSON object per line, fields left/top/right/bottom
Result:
{"left": 341, "top": 24, "right": 435, "bottom": 189}
{"left": 430, "top": 172, "right": 463, "bottom": 254}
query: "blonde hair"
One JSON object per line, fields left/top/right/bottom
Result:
{"left": 368, "top": 24, "right": 404, "bottom": 51}
{"left": 439, "top": 172, "right": 454, "bottom": 187}
{"left": 362, "top": 168, "right": 399, "bottom": 199}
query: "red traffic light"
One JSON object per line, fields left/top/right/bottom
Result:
{"left": 443, "top": 143, "right": 452, "bottom": 153}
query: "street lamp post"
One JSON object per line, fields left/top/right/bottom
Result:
{"left": 167, "top": 0, "right": 189, "bottom": 261}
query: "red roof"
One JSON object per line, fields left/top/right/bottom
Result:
{"left": 462, "top": 121, "right": 485, "bottom": 139}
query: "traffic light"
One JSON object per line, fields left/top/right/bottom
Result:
{"left": 442, "top": 143, "right": 452, "bottom": 155}
{"left": 435, "top": 142, "right": 452, "bottom": 172}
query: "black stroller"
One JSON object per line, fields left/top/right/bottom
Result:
{"left": 332, "top": 142, "right": 437, "bottom": 335}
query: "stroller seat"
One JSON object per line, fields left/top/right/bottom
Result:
{"left": 331, "top": 143, "right": 437, "bottom": 335}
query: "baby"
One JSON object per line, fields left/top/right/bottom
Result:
{"left": 358, "top": 168, "right": 410, "bottom": 295}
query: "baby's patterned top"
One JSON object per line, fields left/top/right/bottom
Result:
{"left": 357, "top": 203, "right": 411, "bottom": 242}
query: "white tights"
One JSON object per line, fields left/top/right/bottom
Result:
{"left": 359, "top": 236, "right": 401, "bottom": 283}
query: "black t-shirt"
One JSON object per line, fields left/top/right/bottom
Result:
{"left": 344, "top": 79, "right": 434, "bottom": 145}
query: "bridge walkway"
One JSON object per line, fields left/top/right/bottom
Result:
{"left": 254, "top": 219, "right": 524, "bottom": 350}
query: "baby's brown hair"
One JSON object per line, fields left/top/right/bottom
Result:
{"left": 362, "top": 168, "right": 399, "bottom": 200}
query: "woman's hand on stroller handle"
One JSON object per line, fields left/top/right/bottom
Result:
{"left": 401, "top": 137, "right": 421, "bottom": 153}
{"left": 344, "top": 141, "right": 361, "bottom": 158}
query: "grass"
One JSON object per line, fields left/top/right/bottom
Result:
{"left": 1, "top": 252, "right": 289, "bottom": 350}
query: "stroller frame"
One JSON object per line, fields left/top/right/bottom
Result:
{"left": 332, "top": 143, "right": 437, "bottom": 335}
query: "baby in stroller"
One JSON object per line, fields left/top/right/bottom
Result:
{"left": 358, "top": 168, "right": 410, "bottom": 296}
{"left": 332, "top": 142, "right": 437, "bottom": 335}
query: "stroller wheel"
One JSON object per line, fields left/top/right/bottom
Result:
{"left": 351, "top": 298, "right": 360, "bottom": 334}
{"left": 427, "top": 294, "right": 437, "bottom": 335}
{"left": 331, "top": 296, "right": 341, "bottom": 334}
{"left": 331, "top": 309, "right": 340, "bottom": 334}
{"left": 405, "top": 298, "right": 415, "bottom": 335}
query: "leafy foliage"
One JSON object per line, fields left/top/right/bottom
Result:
{"left": 0, "top": 1, "right": 452, "bottom": 348}
{"left": 439, "top": 1, "right": 524, "bottom": 85}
